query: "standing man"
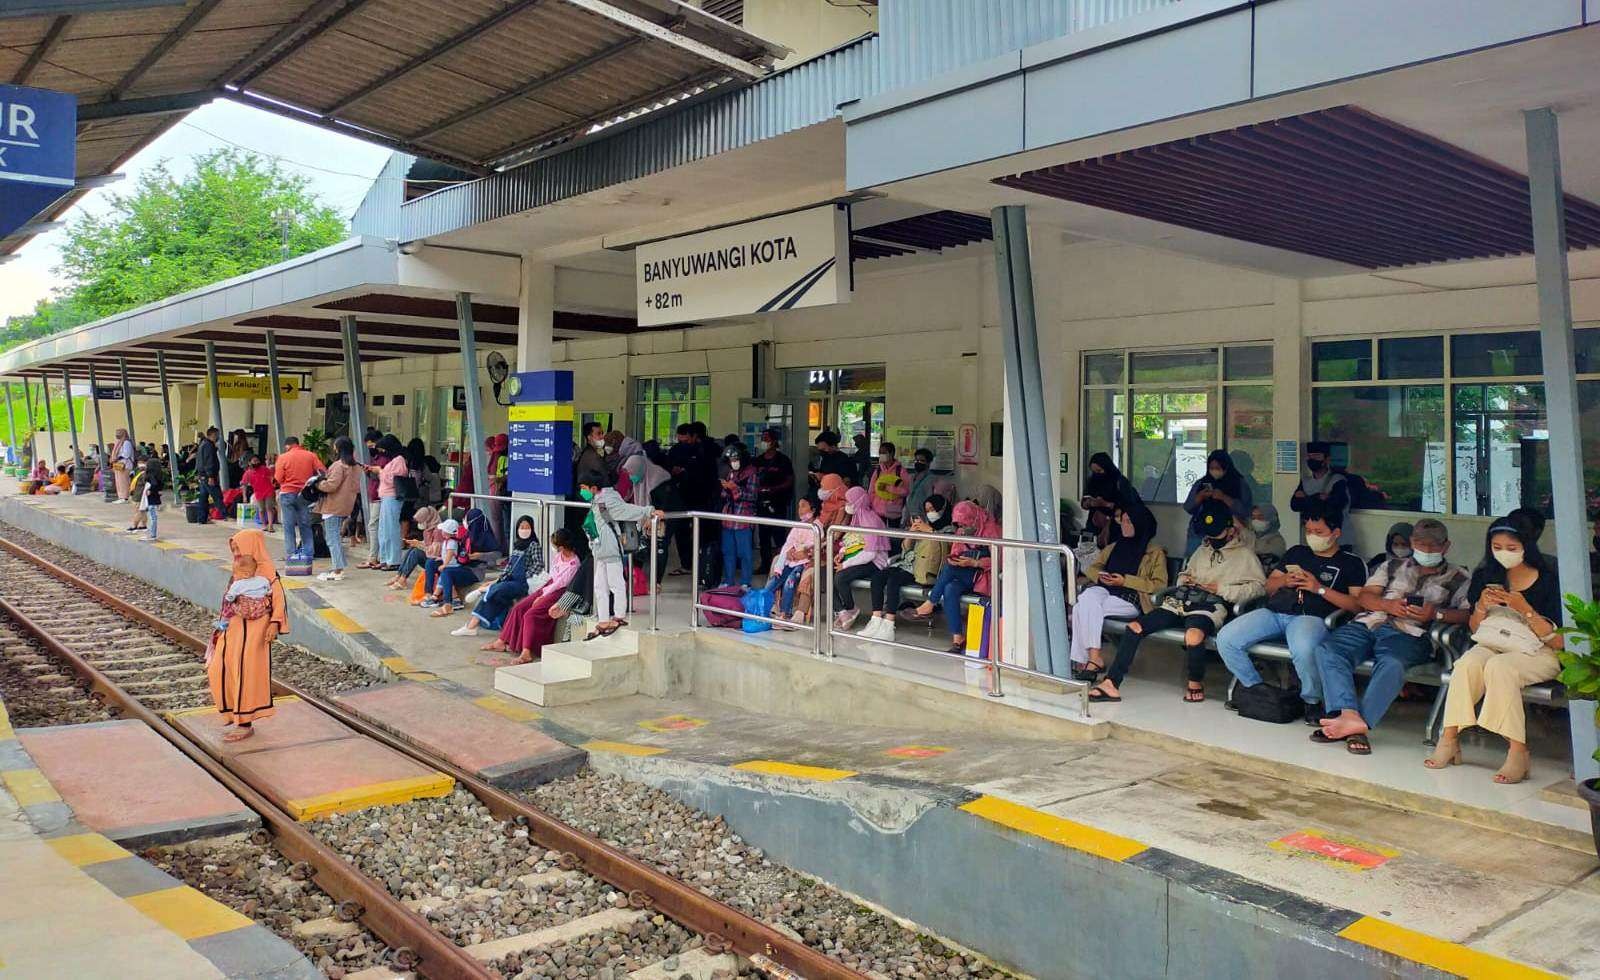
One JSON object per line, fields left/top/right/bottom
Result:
{"left": 902, "top": 448, "right": 938, "bottom": 527}
{"left": 753, "top": 427, "right": 794, "bottom": 570}
{"left": 1290, "top": 441, "right": 1350, "bottom": 530}
{"left": 810, "top": 431, "right": 858, "bottom": 488}
{"left": 273, "top": 435, "right": 325, "bottom": 562}
{"left": 195, "top": 427, "right": 221, "bottom": 524}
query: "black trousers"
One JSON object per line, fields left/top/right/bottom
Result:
{"left": 1107, "top": 608, "right": 1217, "bottom": 686}
{"left": 871, "top": 567, "right": 916, "bottom": 613}
{"left": 834, "top": 564, "right": 879, "bottom": 612}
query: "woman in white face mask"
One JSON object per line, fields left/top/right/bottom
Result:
{"left": 1368, "top": 521, "right": 1415, "bottom": 575}
{"left": 1426, "top": 515, "right": 1562, "bottom": 785}
{"left": 1247, "top": 503, "right": 1286, "bottom": 568}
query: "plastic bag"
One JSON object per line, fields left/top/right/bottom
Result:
{"left": 741, "top": 587, "right": 774, "bottom": 633}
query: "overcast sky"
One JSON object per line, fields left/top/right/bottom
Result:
{"left": 0, "top": 99, "right": 394, "bottom": 322}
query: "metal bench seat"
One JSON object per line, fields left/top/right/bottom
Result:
{"left": 1424, "top": 624, "right": 1568, "bottom": 744}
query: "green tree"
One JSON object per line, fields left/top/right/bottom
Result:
{"left": 3, "top": 148, "right": 346, "bottom": 348}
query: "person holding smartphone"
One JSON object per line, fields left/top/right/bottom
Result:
{"left": 1070, "top": 504, "right": 1167, "bottom": 681}
{"left": 1313, "top": 518, "right": 1470, "bottom": 755}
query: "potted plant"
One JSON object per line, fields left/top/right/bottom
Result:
{"left": 300, "top": 427, "right": 330, "bottom": 463}
{"left": 1558, "top": 593, "right": 1600, "bottom": 858}
{"left": 175, "top": 473, "right": 203, "bottom": 523}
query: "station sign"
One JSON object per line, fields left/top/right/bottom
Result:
{"left": 215, "top": 375, "right": 299, "bottom": 400}
{"left": 635, "top": 204, "right": 850, "bottom": 327}
{"left": 92, "top": 385, "right": 124, "bottom": 401}
{"left": 0, "top": 84, "right": 76, "bottom": 242}
{"left": 507, "top": 370, "right": 574, "bottom": 497}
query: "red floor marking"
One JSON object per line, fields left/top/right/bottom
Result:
{"left": 638, "top": 714, "right": 706, "bottom": 733}
{"left": 885, "top": 745, "right": 950, "bottom": 759}
{"left": 1271, "top": 829, "right": 1397, "bottom": 871}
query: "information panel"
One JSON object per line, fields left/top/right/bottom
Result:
{"left": 507, "top": 370, "right": 574, "bottom": 497}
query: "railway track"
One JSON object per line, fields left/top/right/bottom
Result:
{"left": 0, "top": 536, "right": 859, "bottom": 980}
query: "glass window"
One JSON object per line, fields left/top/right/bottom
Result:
{"left": 1312, "top": 340, "right": 1371, "bottom": 382}
{"left": 1575, "top": 328, "right": 1600, "bottom": 375}
{"left": 1131, "top": 390, "right": 1209, "bottom": 503}
{"left": 1224, "top": 345, "right": 1273, "bottom": 381}
{"left": 634, "top": 378, "right": 652, "bottom": 402}
{"left": 632, "top": 374, "right": 710, "bottom": 446}
{"left": 1451, "top": 330, "right": 1541, "bottom": 378}
{"left": 1224, "top": 385, "right": 1273, "bottom": 506}
{"left": 1082, "top": 390, "right": 1123, "bottom": 470}
{"left": 1084, "top": 352, "right": 1124, "bottom": 385}
{"left": 1580, "top": 381, "right": 1600, "bottom": 519}
{"left": 1130, "top": 349, "right": 1217, "bottom": 385}
{"left": 1379, "top": 336, "right": 1443, "bottom": 379}
{"left": 1452, "top": 383, "right": 1549, "bottom": 517}
{"left": 1313, "top": 386, "right": 1446, "bottom": 513}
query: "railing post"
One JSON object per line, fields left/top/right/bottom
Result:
{"left": 690, "top": 515, "right": 701, "bottom": 630}
{"left": 987, "top": 542, "right": 1004, "bottom": 698}
{"left": 811, "top": 524, "right": 823, "bottom": 656}
{"left": 821, "top": 526, "right": 835, "bottom": 658}
{"left": 649, "top": 514, "right": 659, "bottom": 633}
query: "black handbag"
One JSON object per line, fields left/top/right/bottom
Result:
{"left": 393, "top": 475, "right": 421, "bottom": 502}
{"left": 1233, "top": 681, "right": 1303, "bottom": 724}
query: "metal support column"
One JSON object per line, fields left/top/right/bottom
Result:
{"left": 118, "top": 356, "right": 136, "bottom": 447}
{"left": 3, "top": 382, "right": 17, "bottom": 468}
{"left": 41, "top": 376, "right": 58, "bottom": 468}
{"left": 339, "top": 317, "right": 369, "bottom": 463}
{"left": 990, "top": 205, "right": 1069, "bottom": 676}
{"left": 23, "top": 381, "right": 38, "bottom": 467}
{"left": 205, "top": 341, "right": 230, "bottom": 491}
{"left": 1525, "top": 107, "right": 1598, "bottom": 782}
{"left": 88, "top": 364, "right": 113, "bottom": 500}
{"left": 266, "top": 330, "right": 288, "bottom": 452}
{"left": 61, "top": 368, "right": 81, "bottom": 469}
{"left": 455, "top": 292, "right": 489, "bottom": 500}
{"left": 156, "top": 352, "right": 177, "bottom": 464}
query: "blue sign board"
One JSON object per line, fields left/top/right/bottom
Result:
{"left": 506, "top": 370, "right": 575, "bottom": 497}
{"left": 0, "top": 84, "right": 76, "bottom": 242}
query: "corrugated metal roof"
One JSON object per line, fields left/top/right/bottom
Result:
{"left": 398, "top": 31, "right": 879, "bottom": 240}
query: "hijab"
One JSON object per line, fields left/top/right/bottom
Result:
{"left": 1084, "top": 452, "right": 1126, "bottom": 500}
{"left": 1385, "top": 522, "right": 1414, "bottom": 559}
{"left": 413, "top": 506, "right": 441, "bottom": 530}
{"left": 950, "top": 500, "right": 1001, "bottom": 559}
{"left": 228, "top": 529, "right": 278, "bottom": 582}
{"left": 1199, "top": 449, "right": 1243, "bottom": 499}
{"left": 1254, "top": 502, "right": 1281, "bottom": 535}
{"left": 818, "top": 473, "right": 847, "bottom": 527}
{"left": 464, "top": 506, "right": 499, "bottom": 554}
{"left": 510, "top": 515, "right": 538, "bottom": 555}
{"left": 621, "top": 453, "right": 670, "bottom": 508}
{"left": 923, "top": 493, "right": 953, "bottom": 530}
{"left": 617, "top": 437, "right": 644, "bottom": 463}
{"left": 1104, "top": 505, "right": 1158, "bottom": 576}
{"left": 844, "top": 485, "right": 889, "bottom": 552}
{"left": 973, "top": 484, "right": 1002, "bottom": 521}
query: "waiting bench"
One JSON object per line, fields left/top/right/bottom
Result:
{"left": 846, "top": 577, "right": 985, "bottom": 629}
{"left": 1425, "top": 624, "right": 1567, "bottom": 744}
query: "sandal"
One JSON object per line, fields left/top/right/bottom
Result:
{"left": 429, "top": 606, "right": 454, "bottom": 617}
{"left": 1494, "top": 748, "right": 1531, "bottom": 784}
{"left": 1309, "top": 730, "right": 1346, "bottom": 744}
{"left": 1087, "top": 685, "right": 1121, "bottom": 703}
{"left": 1345, "top": 734, "right": 1372, "bottom": 755}
{"left": 1423, "top": 737, "right": 1461, "bottom": 770}
{"left": 1071, "top": 660, "right": 1104, "bottom": 682}
{"left": 1183, "top": 685, "right": 1205, "bottom": 703}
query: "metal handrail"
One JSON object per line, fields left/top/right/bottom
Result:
{"left": 820, "top": 522, "right": 1077, "bottom": 698}
{"left": 649, "top": 510, "right": 825, "bottom": 655}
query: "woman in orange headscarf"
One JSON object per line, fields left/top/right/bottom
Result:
{"left": 817, "top": 473, "right": 848, "bottom": 529}
{"left": 207, "top": 529, "right": 288, "bottom": 742}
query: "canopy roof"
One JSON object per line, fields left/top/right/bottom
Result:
{"left": 0, "top": 0, "right": 781, "bottom": 255}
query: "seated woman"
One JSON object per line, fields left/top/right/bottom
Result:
{"left": 1426, "top": 515, "right": 1562, "bottom": 785}
{"left": 427, "top": 518, "right": 483, "bottom": 617}
{"left": 1182, "top": 450, "right": 1252, "bottom": 556}
{"left": 768, "top": 496, "right": 819, "bottom": 623}
{"left": 1249, "top": 503, "right": 1287, "bottom": 571}
{"left": 1089, "top": 500, "right": 1265, "bottom": 704}
{"left": 453, "top": 515, "right": 543, "bottom": 638}
{"left": 40, "top": 465, "right": 71, "bottom": 494}
{"left": 902, "top": 501, "right": 1000, "bottom": 655}
{"left": 857, "top": 493, "right": 954, "bottom": 642}
{"left": 831, "top": 486, "right": 890, "bottom": 631}
{"left": 489, "top": 529, "right": 581, "bottom": 663}
{"left": 1368, "top": 521, "right": 1414, "bottom": 574}
{"left": 388, "top": 508, "right": 438, "bottom": 591}
{"left": 1071, "top": 504, "right": 1167, "bottom": 681}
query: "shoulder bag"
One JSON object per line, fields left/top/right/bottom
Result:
{"left": 1470, "top": 606, "right": 1552, "bottom": 657}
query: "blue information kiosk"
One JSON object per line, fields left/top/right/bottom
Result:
{"left": 506, "top": 370, "right": 574, "bottom": 498}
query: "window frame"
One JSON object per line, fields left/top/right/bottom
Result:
{"left": 630, "top": 373, "right": 712, "bottom": 446}
{"left": 1309, "top": 327, "right": 1600, "bottom": 518}
{"left": 1079, "top": 343, "right": 1274, "bottom": 503}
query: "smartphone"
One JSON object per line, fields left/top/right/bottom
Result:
{"left": 1404, "top": 593, "right": 1424, "bottom": 608}
{"left": 1284, "top": 564, "right": 1303, "bottom": 576}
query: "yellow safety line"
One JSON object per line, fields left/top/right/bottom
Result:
{"left": 1337, "top": 917, "right": 1561, "bottom": 979}
{"left": 182, "top": 552, "right": 215, "bottom": 561}
{"left": 286, "top": 772, "right": 455, "bottom": 821}
{"left": 47, "top": 833, "right": 130, "bottom": 868}
{"left": 472, "top": 696, "right": 541, "bottom": 723}
{"left": 317, "top": 608, "right": 366, "bottom": 633}
{"left": 960, "top": 795, "right": 1148, "bottom": 863}
{"left": 581, "top": 740, "right": 667, "bottom": 757}
{"left": 732, "top": 760, "right": 857, "bottom": 783}
{"left": 126, "top": 885, "right": 253, "bottom": 941}
{"left": 1, "top": 768, "right": 61, "bottom": 807}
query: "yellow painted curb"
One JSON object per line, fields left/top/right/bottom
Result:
{"left": 581, "top": 740, "right": 667, "bottom": 757}
{"left": 287, "top": 772, "right": 455, "bottom": 821}
{"left": 149, "top": 541, "right": 184, "bottom": 550}
{"left": 381, "top": 656, "right": 417, "bottom": 673}
{"left": 182, "top": 552, "right": 215, "bottom": 561}
{"left": 47, "top": 833, "right": 131, "bottom": 868}
{"left": 960, "top": 795, "right": 1148, "bottom": 863}
{"left": 732, "top": 760, "right": 857, "bottom": 783}
{"left": 1337, "top": 917, "right": 1561, "bottom": 979}
{"left": 473, "top": 696, "right": 541, "bottom": 723}
{"left": 1, "top": 768, "right": 61, "bottom": 807}
{"left": 127, "top": 885, "right": 254, "bottom": 941}
{"left": 317, "top": 608, "right": 366, "bottom": 634}
{"left": 279, "top": 577, "right": 309, "bottom": 590}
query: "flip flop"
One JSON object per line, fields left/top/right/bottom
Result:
{"left": 1309, "top": 729, "right": 1346, "bottom": 744}
{"left": 1183, "top": 686, "right": 1205, "bottom": 703}
{"left": 1345, "top": 734, "right": 1372, "bottom": 755}
{"left": 1087, "top": 686, "right": 1121, "bottom": 703}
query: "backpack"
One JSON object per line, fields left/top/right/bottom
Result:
{"left": 698, "top": 587, "right": 745, "bottom": 627}
{"left": 1233, "top": 681, "right": 1303, "bottom": 724}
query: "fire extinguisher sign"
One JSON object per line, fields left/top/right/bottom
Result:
{"left": 956, "top": 423, "right": 979, "bottom": 466}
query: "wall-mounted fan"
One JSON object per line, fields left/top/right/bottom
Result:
{"left": 487, "top": 350, "right": 513, "bottom": 405}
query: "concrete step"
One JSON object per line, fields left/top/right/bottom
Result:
{"left": 493, "top": 629, "right": 642, "bottom": 707}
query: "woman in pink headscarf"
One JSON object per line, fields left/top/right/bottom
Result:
{"left": 830, "top": 486, "right": 890, "bottom": 631}
{"left": 904, "top": 500, "right": 1000, "bottom": 654}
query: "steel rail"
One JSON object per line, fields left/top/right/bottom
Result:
{"left": 0, "top": 536, "right": 864, "bottom": 980}
{"left": 0, "top": 586, "right": 487, "bottom": 979}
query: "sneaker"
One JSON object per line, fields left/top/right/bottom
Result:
{"left": 855, "top": 618, "right": 883, "bottom": 638}
{"left": 879, "top": 620, "right": 896, "bottom": 643}
{"left": 420, "top": 598, "right": 439, "bottom": 609}
{"left": 317, "top": 571, "right": 344, "bottom": 582}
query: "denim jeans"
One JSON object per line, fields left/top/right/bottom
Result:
{"left": 398, "top": 547, "right": 425, "bottom": 580}
{"left": 280, "top": 492, "right": 312, "bottom": 559}
{"left": 720, "top": 526, "right": 753, "bottom": 587}
{"left": 379, "top": 496, "right": 403, "bottom": 566}
{"left": 196, "top": 476, "right": 220, "bottom": 522}
{"left": 771, "top": 563, "right": 806, "bottom": 615}
{"left": 322, "top": 514, "right": 345, "bottom": 571}
{"left": 1315, "top": 621, "right": 1433, "bottom": 728}
{"left": 926, "top": 564, "right": 978, "bottom": 635}
{"left": 1214, "top": 607, "right": 1329, "bottom": 703}
{"left": 145, "top": 504, "right": 158, "bottom": 540}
